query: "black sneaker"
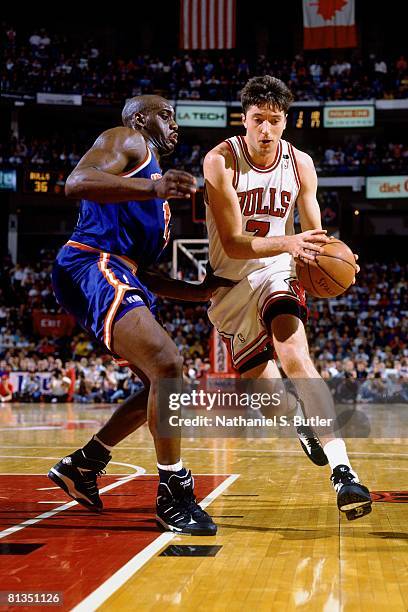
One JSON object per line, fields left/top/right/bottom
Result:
{"left": 156, "top": 470, "right": 217, "bottom": 536}
{"left": 48, "top": 449, "right": 111, "bottom": 512}
{"left": 294, "top": 398, "right": 328, "bottom": 466}
{"left": 331, "top": 464, "right": 372, "bottom": 521}
{"left": 296, "top": 425, "right": 328, "bottom": 466}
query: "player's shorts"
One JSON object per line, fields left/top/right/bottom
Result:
{"left": 52, "top": 241, "right": 158, "bottom": 360}
{"left": 207, "top": 264, "right": 307, "bottom": 374}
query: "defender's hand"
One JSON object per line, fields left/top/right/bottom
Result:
{"left": 197, "top": 274, "right": 236, "bottom": 300}
{"left": 154, "top": 170, "right": 197, "bottom": 199}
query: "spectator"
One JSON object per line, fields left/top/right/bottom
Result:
{"left": 73, "top": 371, "right": 91, "bottom": 403}
{"left": 20, "top": 373, "right": 42, "bottom": 402}
{"left": 0, "top": 373, "right": 13, "bottom": 403}
{"left": 39, "top": 29, "right": 51, "bottom": 48}
{"left": 49, "top": 368, "right": 71, "bottom": 403}
{"left": 29, "top": 30, "right": 41, "bottom": 47}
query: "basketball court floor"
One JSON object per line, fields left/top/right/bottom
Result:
{"left": 0, "top": 402, "right": 407, "bottom": 611}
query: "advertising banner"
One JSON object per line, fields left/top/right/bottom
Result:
{"left": 366, "top": 176, "right": 408, "bottom": 199}
{"left": 176, "top": 104, "right": 227, "bottom": 127}
{"left": 323, "top": 105, "right": 375, "bottom": 127}
{"left": 37, "top": 93, "right": 82, "bottom": 106}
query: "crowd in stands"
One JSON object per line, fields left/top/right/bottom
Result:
{"left": 0, "top": 135, "right": 83, "bottom": 169}
{"left": 313, "top": 141, "right": 408, "bottom": 176}
{"left": 168, "top": 140, "right": 408, "bottom": 178}
{"left": 2, "top": 24, "right": 408, "bottom": 102}
{"left": 2, "top": 135, "right": 407, "bottom": 177}
{"left": 0, "top": 250, "right": 407, "bottom": 405}
{"left": 0, "top": 251, "right": 212, "bottom": 403}
{"left": 309, "top": 261, "right": 408, "bottom": 402}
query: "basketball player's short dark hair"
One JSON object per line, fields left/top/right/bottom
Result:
{"left": 241, "top": 76, "right": 294, "bottom": 114}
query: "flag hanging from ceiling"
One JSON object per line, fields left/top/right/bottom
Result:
{"left": 180, "top": 0, "right": 236, "bottom": 50}
{"left": 303, "top": 0, "right": 357, "bottom": 49}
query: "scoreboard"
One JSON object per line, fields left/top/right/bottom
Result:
{"left": 291, "top": 108, "right": 322, "bottom": 129}
{"left": 23, "top": 170, "right": 66, "bottom": 194}
{"left": 228, "top": 106, "right": 375, "bottom": 129}
{"left": 228, "top": 107, "right": 323, "bottom": 129}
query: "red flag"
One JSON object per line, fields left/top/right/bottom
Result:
{"left": 180, "top": 0, "right": 236, "bottom": 50}
{"left": 303, "top": 0, "right": 357, "bottom": 49}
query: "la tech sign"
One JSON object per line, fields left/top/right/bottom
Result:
{"left": 366, "top": 176, "right": 408, "bottom": 199}
{"left": 176, "top": 103, "right": 227, "bottom": 127}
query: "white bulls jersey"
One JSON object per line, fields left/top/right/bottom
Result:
{"left": 206, "top": 136, "right": 301, "bottom": 281}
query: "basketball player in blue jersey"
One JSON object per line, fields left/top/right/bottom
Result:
{"left": 48, "top": 95, "right": 226, "bottom": 535}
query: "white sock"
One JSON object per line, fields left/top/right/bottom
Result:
{"left": 157, "top": 460, "right": 183, "bottom": 472}
{"left": 323, "top": 439, "right": 356, "bottom": 476}
{"left": 94, "top": 435, "right": 113, "bottom": 452}
{"left": 295, "top": 397, "right": 304, "bottom": 419}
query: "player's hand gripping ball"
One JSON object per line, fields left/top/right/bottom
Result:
{"left": 296, "top": 238, "right": 357, "bottom": 298}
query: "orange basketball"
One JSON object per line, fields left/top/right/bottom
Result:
{"left": 296, "top": 239, "right": 357, "bottom": 298}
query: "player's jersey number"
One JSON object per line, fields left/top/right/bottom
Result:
{"left": 245, "top": 219, "right": 270, "bottom": 237}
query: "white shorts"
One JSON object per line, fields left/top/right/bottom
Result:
{"left": 208, "top": 264, "right": 307, "bottom": 373}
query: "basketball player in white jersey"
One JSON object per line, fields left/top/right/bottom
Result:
{"left": 203, "top": 76, "right": 372, "bottom": 520}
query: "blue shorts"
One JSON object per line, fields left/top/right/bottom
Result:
{"left": 52, "top": 241, "right": 158, "bottom": 357}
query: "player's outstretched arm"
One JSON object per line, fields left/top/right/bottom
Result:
{"left": 203, "top": 145, "right": 328, "bottom": 262}
{"left": 65, "top": 127, "right": 196, "bottom": 203}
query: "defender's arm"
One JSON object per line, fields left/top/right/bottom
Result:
{"left": 65, "top": 127, "right": 196, "bottom": 203}
{"left": 138, "top": 270, "right": 234, "bottom": 302}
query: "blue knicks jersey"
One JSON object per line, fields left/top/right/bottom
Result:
{"left": 70, "top": 146, "right": 171, "bottom": 267}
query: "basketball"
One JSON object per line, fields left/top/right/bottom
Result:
{"left": 296, "top": 238, "right": 357, "bottom": 298}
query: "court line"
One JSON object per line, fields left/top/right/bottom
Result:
{"left": 0, "top": 447, "right": 407, "bottom": 458}
{"left": 71, "top": 473, "right": 240, "bottom": 612}
{"left": 0, "top": 427, "right": 63, "bottom": 431}
{"left": 0, "top": 474, "right": 142, "bottom": 541}
{"left": 0, "top": 473, "right": 236, "bottom": 476}
{"left": 0, "top": 456, "right": 145, "bottom": 477}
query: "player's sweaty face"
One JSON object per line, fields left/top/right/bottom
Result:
{"left": 144, "top": 104, "right": 178, "bottom": 156}
{"left": 243, "top": 104, "right": 287, "bottom": 152}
